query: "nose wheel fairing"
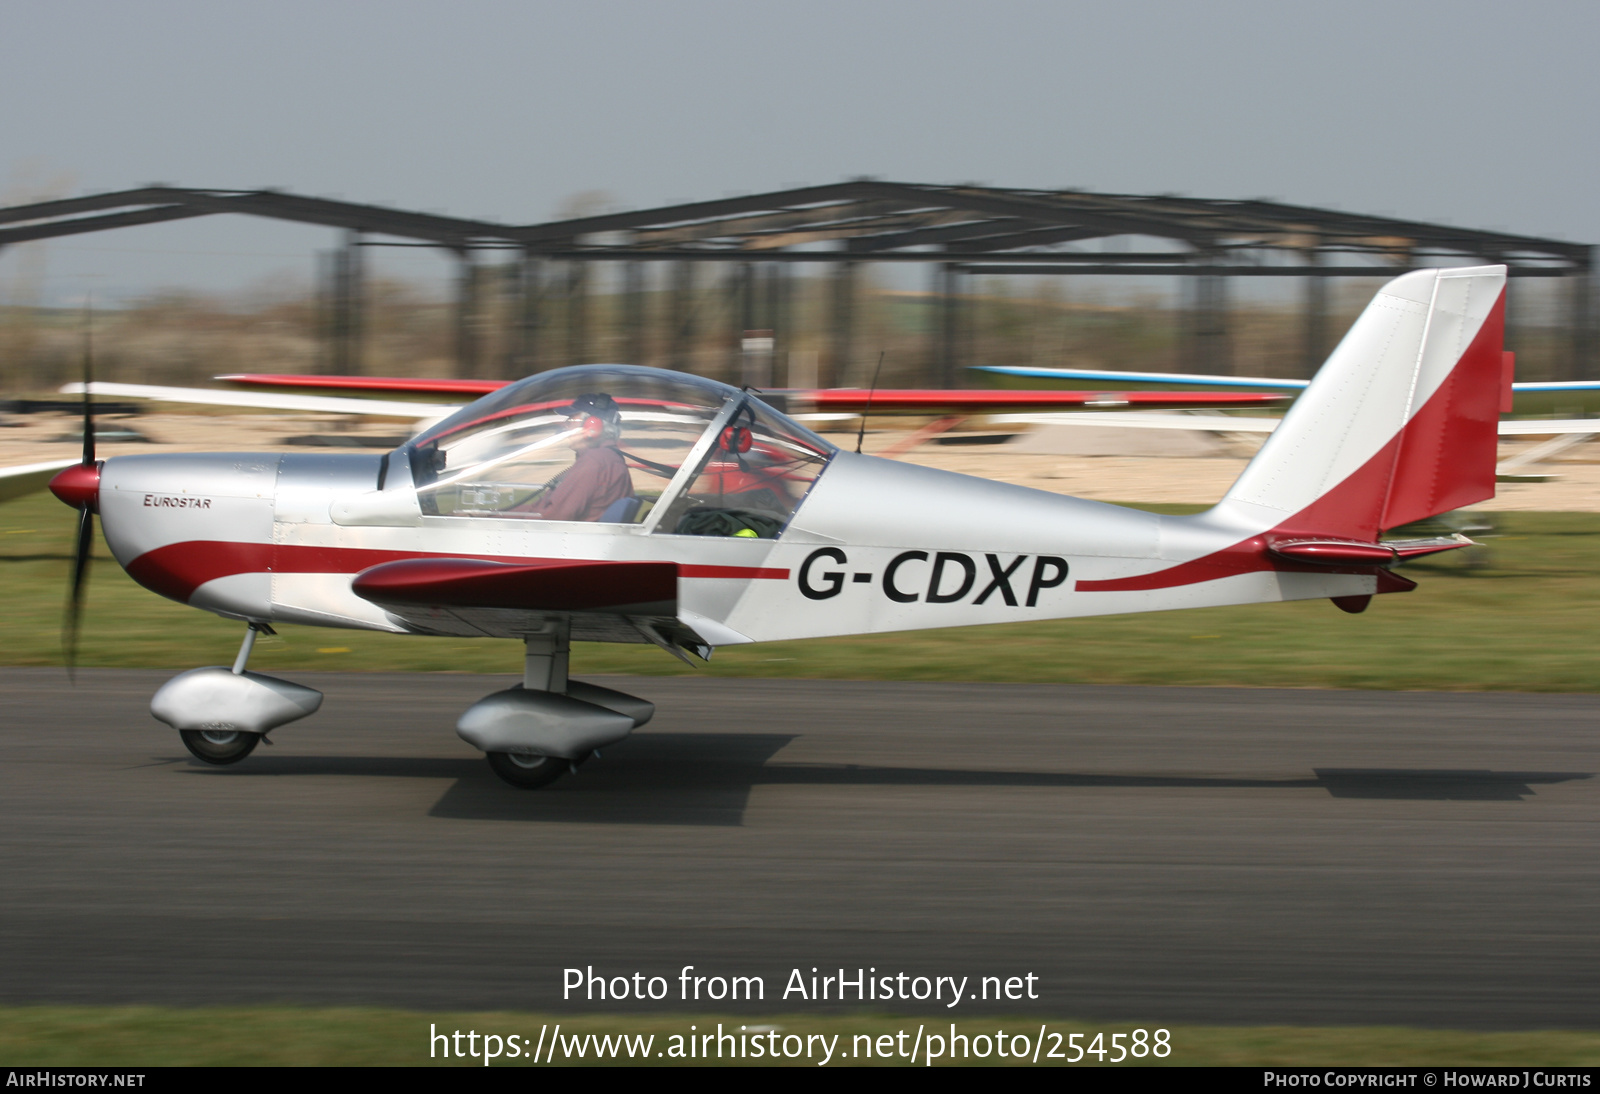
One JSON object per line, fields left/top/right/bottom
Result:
{"left": 151, "top": 665, "right": 324, "bottom": 741}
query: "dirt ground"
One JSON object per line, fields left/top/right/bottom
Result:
{"left": 888, "top": 435, "right": 1600, "bottom": 513}
{"left": 5, "top": 409, "right": 1599, "bottom": 512}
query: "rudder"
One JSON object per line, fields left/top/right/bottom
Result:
{"left": 1214, "top": 266, "right": 1506, "bottom": 542}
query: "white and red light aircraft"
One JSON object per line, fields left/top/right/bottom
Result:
{"left": 48, "top": 265, "right": 1507, "bottom": 789}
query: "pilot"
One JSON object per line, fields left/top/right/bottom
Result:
{"left": 520, "top": 393, "right": 634, "bottom": 522}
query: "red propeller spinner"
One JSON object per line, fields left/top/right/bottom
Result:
{"left": 49, "top": 463, "right": 101, "bottom": 512}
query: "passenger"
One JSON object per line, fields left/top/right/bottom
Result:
{"left": 519, "top": 393, "right": 634, "bottom": 521}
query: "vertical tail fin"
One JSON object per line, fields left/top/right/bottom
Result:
{"left": 1214, "top": 265, "right": 1507, "bottom": 541}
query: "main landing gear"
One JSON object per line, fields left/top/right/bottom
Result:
{"left": 151, "top": 619, "right": 652, "bottom": 788}
{"left": 459, "top": 622, "right": 654, "bottom": 790}
{"left": 485, "top": 750, "right": 571, "bottom": 789}
{"left": 179, "top": 728, "right": 259, "bottom": 765}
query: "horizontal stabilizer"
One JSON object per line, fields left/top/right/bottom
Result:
{"left": 1265, "top": 539, "right": 1399, "bottom": 565}
{"left": 1263, "top": 535, "right": 1470, "bottom": 564}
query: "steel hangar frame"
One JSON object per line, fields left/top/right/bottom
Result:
{"left": 0, "top": 181, "right": 1590, "bottom": 383}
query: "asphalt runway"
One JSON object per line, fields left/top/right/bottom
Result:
{"left": 2, "top": 667, "right": 1597, "bottom": 1029}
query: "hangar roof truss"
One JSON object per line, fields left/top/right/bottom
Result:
{"left": 0, "top": 181, "right": 1586, "bottom": 276}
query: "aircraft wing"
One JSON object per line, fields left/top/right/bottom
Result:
{"left": 975, "top": 364, "right": 1600, "bottom": 418}
{"left": 974, "top": 364, "right": 1308, "bottom": 392}
{"left": 216, "top": 372, "right": 1292, "bottom": 412}
{"left": 53, "top": 377, "right": 1600, "bottom": 441}
{"left": 981, "top": 362, "right": 1600, "bottom": 401}
{"left": 0, "top": 458, "right": 79, "bottom": 503}
{"left": 997, "top": 411, "right": 1600, "bottom": 437}
{"left": 217, "top": 373, "right": 503, "bottom": 398}
{"left": 195, "top": 365, "right": 1600, "bottom": 418}
{"left": 798, "top": 388, "right": 1288, "bottom": 411}
{"left": 994, "top": 411, "right": 1280, "bottom": 432}
{"left": 60, "top": 382, "right": 459, "bottom": 421}
{"left": 1498, "top": 419, "right": 1600, "bottom": 435}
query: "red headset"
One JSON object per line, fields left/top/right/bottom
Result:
{"left": 568, "top": 394, "right": 619, "bottom": 439}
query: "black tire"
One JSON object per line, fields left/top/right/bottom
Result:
{"left": 179, "top": 729, "right": 260, "bottom": 765}
{"left": 486, "top": 750, "right": 573, "bottom": 790}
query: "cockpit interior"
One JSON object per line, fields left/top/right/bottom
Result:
{"left": 399, "top": 365, "right": 836, "bottom": 538}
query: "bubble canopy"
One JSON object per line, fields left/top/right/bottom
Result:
{"left": 397, "top": 365, "right": 836, "bottom": 537}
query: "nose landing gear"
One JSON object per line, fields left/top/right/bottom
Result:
{"left": 152, "top": 622, "right": 322, "bottom": 765}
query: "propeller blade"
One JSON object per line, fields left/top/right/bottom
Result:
{"left": 80, "top": 303, "right": 95, "bottom": 466}
{"left": 61, "top": 302, "right": 99, "bottom": 681}
{"left": 63, "top": 505, "right": 93, "bottom": 680}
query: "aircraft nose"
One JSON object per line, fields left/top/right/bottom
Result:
{"left": 49, "top": 463, "right": 101, "bottom": 511}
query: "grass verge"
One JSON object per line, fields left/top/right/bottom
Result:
{"left": 2, "top": 1007, "right": 1598, "bottom": 1066}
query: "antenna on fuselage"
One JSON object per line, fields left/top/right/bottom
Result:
{"left": 854, "top": 351, "right": 885, "bottom": 455}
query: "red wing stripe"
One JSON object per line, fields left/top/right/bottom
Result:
{"left": 219, "top": 374, "right": 509, "bottom": 396}
{"left": 807, "top": 389, "right": 1290, "bottom": 411}
{"left": 681, "top": 564, "right": 790, "bottom": 579}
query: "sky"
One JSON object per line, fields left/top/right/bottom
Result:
{"left": 1, "top": 0, "right": 1597, "bottom": 303}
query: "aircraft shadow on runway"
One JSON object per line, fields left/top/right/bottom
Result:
{"left": 1309, "top": 768, "right": 1590, "bottom": 801}
{"left": 174, "top": 734, "right": 1593, "bottom": 825}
